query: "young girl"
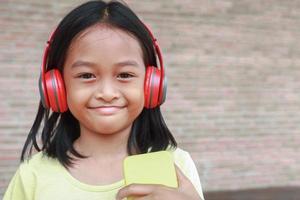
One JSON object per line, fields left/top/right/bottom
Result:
{"left": 3, "top": 1, "right": 205, "bottom": 200}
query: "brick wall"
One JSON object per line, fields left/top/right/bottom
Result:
{"left": 1, "top": 0, "right": 300, "bottom": 198}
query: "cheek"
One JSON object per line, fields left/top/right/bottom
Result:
{"left": 124, "top": 83, "right": 145, "bottom": 108}
{"left": 66, "top": 84, "right": 90, "bottom": 108}
{"left": 133, "top": 83, "right": 145, "bottom": 103}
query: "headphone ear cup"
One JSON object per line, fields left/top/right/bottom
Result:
{"left": 44, "top": 69, "right": 68, "bottom": 113}
{"left": 144, "top": 66, "right": 162, "bottom": 109}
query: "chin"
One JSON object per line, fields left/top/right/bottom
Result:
{"left": 92, "top": 121, "right": 132, "bottom": 135}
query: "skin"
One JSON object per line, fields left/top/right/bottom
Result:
{"left": 63, "top": 24, "right": 145, "bottom": 159}
{"left": 62, "top": 23, "right": 201, "bottom": 199}
{"left": 63, "top": 24, "right": 146, "bottom": 184}
{"left": 116, "top": 165, "right": 202, "bottom": 200}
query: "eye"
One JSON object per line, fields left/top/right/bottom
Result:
{"left": 77, "top": 73, "right": 95, "bottom": 79}
{"left": 117, "top": 73, "right": 134, "bottom": 79}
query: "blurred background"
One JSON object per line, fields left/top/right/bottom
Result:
{"left": 1, "top": 0, "right": 300, "bottom": 199}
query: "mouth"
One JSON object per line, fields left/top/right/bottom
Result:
{"left": 89, "top": 106, "right": 125, "bottom": 115}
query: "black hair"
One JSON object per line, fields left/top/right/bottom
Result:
{"left": 21, "top": 0, "right": 177, "bottom": 168}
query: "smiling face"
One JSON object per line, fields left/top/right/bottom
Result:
{"left": 63, "top": 24, "right": 146, "bottom": 136}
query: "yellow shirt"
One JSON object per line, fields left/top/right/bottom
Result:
{"left": 3, "top": 148, "right": 205, "bottom": 200}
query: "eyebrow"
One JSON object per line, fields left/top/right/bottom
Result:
{"left": 71, "top": 60, "right": 140, "bottom": 69}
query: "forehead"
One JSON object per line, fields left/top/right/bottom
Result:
{"left": 66, "top": 24, "right": 144, "bottom": 66}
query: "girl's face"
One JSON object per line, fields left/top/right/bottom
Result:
{"left": 63, "top": 24, "right": 146, "bottom": 135}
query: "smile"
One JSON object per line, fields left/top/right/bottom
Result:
{"left": 89, "top": 106, "right": 124, "bottom": 115}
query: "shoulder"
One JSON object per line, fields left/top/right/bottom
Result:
{"left": 3, "top": 152, "right": 51, "bottom": 200}
{"left": 19, "top": 151, "right": 60, "bottom": 177}
{"left": 15, "top": 152, "right": 62, "bottom": 190}
{"left": 21, "top": 151, "right": 52, "bottom": 168}
{"left": 18, "top": 152, "right": 43, "bottom": 174}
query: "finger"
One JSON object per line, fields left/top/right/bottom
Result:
{"left": 116, "top": 184, "right": 156, "bottom": 200}
{"left": 174, "top": 164, "right": 190, "bottom": 186}
{"left": 134, "top": 195, "right": 151, "bottom": 200}
{"left": 175, "top": 165, "right": 202, "bottom": 199}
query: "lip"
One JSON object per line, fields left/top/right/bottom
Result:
{"left": 89, "top": 106, "right": 124, "bottom": 115}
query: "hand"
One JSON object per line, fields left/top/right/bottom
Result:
{"left": 116, "top": 165, "right": 202, "bottom": 200}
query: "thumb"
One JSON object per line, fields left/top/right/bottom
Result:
{"left": 175, "top": 165, "right": 202, "bottom": 200}
{"left": 174, "top": 164, "right": 190, "bottom": 187}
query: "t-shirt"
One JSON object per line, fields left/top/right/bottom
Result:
{"left": 3, "top": 147, "right": 205, "bottom": 200}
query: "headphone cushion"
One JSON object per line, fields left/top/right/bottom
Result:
{"left": 44, "top": 69, "right": 68, "bottom": 112}
{"left": 144, "top": 66, "right": 161, "bottom": 108}
{"left": 159, "top": 75, "right": 167, "bottom": 105}
{"left": 39, "top": 74, "right": 50, "bottom": 109}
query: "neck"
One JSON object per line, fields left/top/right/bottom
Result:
{"left": 73, "top": 124, "right": 132, "bottom": 160}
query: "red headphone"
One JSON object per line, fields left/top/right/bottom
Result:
{"left": 39, "top": 23, "right": 167, "bottom": 113}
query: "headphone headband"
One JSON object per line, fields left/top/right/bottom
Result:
{"left": 42, "top": 24, "right": 164, "bottom": 78}
{"left": 141, "top": 22, "right": 165, "bottom": 80}
{"left": 40, "top": 21, "right": 166, "bottom": 112}
{"left": 41, "top": 29, "right": 56, "bottom": 86}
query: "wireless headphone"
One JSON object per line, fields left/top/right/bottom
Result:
{"left": 39, "top": 22, "right": 167, "bottom": 113}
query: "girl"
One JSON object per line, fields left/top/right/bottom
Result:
{"left": 3, "top": 1, "right": 205, "bottom": 200}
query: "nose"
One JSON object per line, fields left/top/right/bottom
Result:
{"left": 94, "top": 78, "right": 120, "bottom": 102}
